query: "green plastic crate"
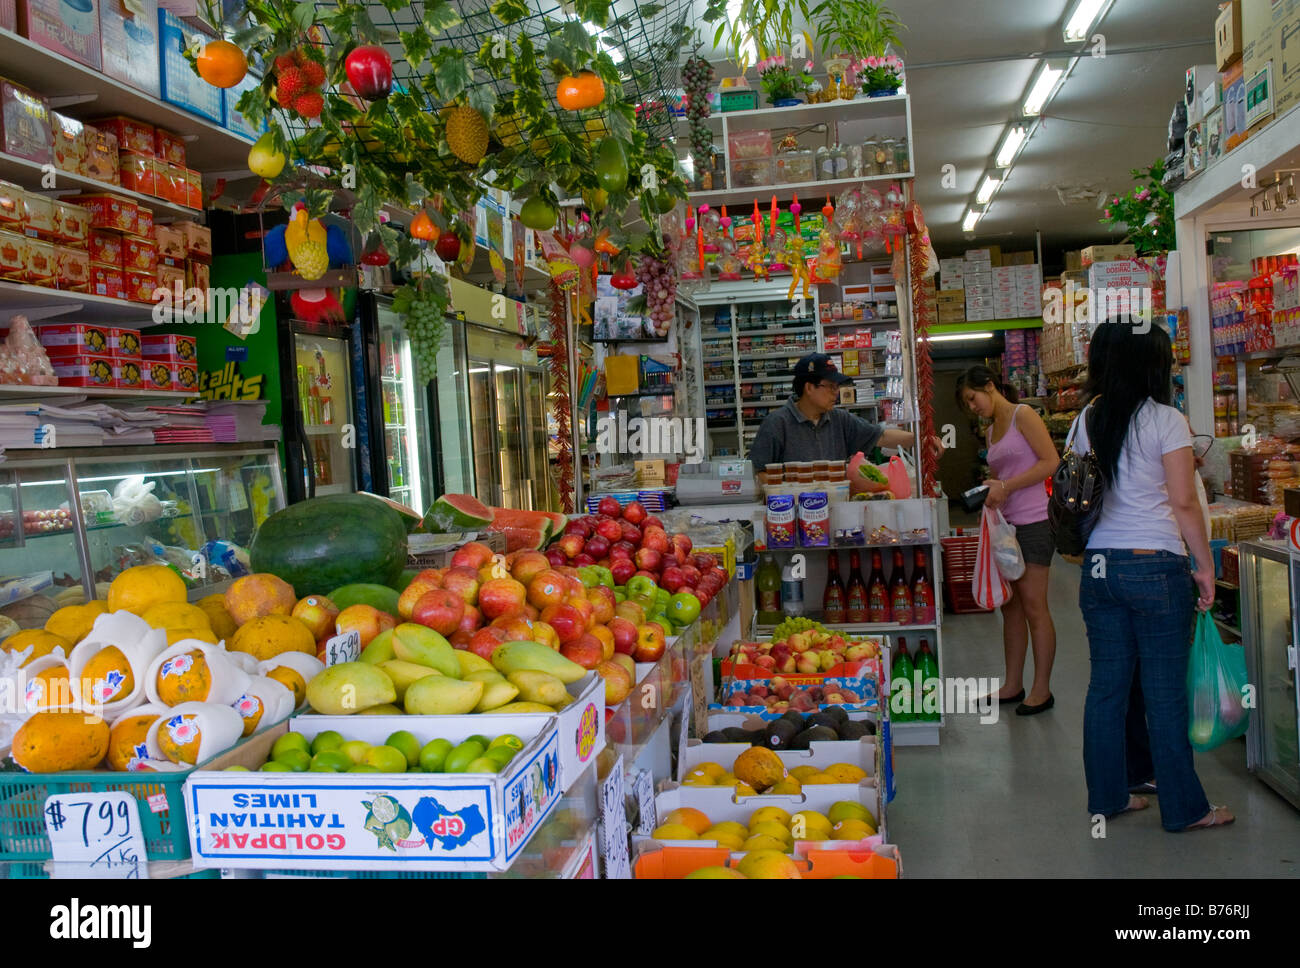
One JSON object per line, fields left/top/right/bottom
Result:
{"left": 719, "top": 89, "right": 758, "bottom": 112}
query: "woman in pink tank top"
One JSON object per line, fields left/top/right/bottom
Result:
{"left": 956, "top": 365, "right": 1061, "bottom": 715}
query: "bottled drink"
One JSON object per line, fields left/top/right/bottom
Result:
{"left": 890, "top": 636, "right": 914, "bottom": 722}
{"left": 915, "top": 638, "right": 940, "bottom": 722}
{"left": 890, "top": 549, "right": 913, "bottom": 626}
{"left": 823, "top": 552, "right": 847, "bottom": 624}
{"left": 845, "top": 550, "right": 869, "bottom": 624}
{"left": 911, "top": 549, "right": 936, "bottom": 625}
{"left": 756, "top": 553, "right": 782, "bottom": 626}
{"left": 781, "top": 561, "right": 804, "bottom": 617}
{"left": 866, "top": 549, "right": 890, "bottom": 624}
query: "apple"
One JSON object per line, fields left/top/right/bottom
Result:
{"left": 819, "top": 651, "right": 839, "bottom": 672}
{"left": 397, "top": 569, "right": 443, "bottom": 619}
{"left": 755, "top": 654, "right": 777, "bottom": 670}
{"left": 641, "top": 527, "right": 670, "bottom": 554}
{"left": 694, "top": 588, "right": 713, "bottom": 608}
{"left": 620, "top": 521, "right": 642, "bottom": 544}
{"left": 608, "top": 616, "right": 638, "bottom": 656}
{"left": 692, "top": 553, "right": 717, "bottom": 572}
{"left": 545, "top": 548, "right": 568, "bottom": 567}
{"left": 610, "top": 653, "right": 636, "bottom": 679}
{"left": 672, "top": 533, "right": 692, "bottom": 559}
{"left": 468, "top": 626, "right": 508, "bottom": 662}
{"left": 448, "top": 629, "right": 473, "bottom": 648}
{"left": 642, "top": 515, "right": 663, "bottom": 530}
{"left": 573, "top": 553, "right": 597, "bottom": 567}
{"left": 540, "top": 603, "right": 584, "bottom": 644}
{"left": 596, "top": 518, "right": 624, "bottom": 543}
{"left": 585, "top": 588, "right": 615, "bottom": 624}
{"left": 412, "top": 588, "right": 466, "bottom": 636}
{"left": 566, "top": 594, "right": 596, "bottom": 631}
{"left": 564, "top": 520, "right": 588, "bottom": 538}
{"left": 633, "top": 547, "right": 663, "bottom": 572}
{"left": 522, "top": 603, "right": 540, "bottom": 620}
{"left": 749, "top": 684, "right": 769, "bottom": 699}
{"left": 614, "top": 600, "right": 646, "bottom": 626}
{"left": 584, "top": 535, "right": 611, "bottom": 559}
{"left": 590, "top": 624, "right": 616, "bottom": 660}
{"left": 527, "top": 570, "right": 569, "bottom": 610}
{"left": 597, "top": 660, "right": 633, "bottom": 704}
{"left": 478, "top": 577, "right": 528, "bottom": 620}
{"left": 633, "top": 622, "right": 666, "bottom": 663}
{"left": 633, "top": 571, "right": 658, "bottom": 584}
{"left": 441, "top": 567, "right": 480, "bottom": 606}
{"left": 457, "top": 604, "right": 483, "bottom": 635}
{"left": 509, "top": 550, "right": 551, "bottom": 586}
{"left": 622, "top": 501, "right": 647, "bottom": 525}
{"left": 530, "top": 620, "right": 560, "bottom": 650}
{"left": 598, "top": 496, "right": 622, "bottom": 517}
{"left": 787, "top": 632, "right": 811, "bottom": 653}
{"left": 491, "top": 615, "right": 535, "bottom": 642}
{"left": 450, "top": 542, "right": 494, "bottom": 571}
{"left": 679, "top": 565, "right": 701, "bottom": 587}
{"left": 291, "top": 595, "right": 339, "bottom": 640}
{"left": 557, "top": 533, "right": 586, "bottom": 559}
{"left": 344, "top": 44, "right": 393, "bottom": 100}
{"left": 561, "top": 633, "right": 605, "bottom": 670}
{"left": 609, "top": 558, "right": 637, "bottom": 585}
{"left": 659, "top": 566, "right": 686, "bottom": 593}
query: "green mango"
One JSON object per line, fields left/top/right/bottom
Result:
{"left": 595, "top": 137, "right": 629, "bottom": 193}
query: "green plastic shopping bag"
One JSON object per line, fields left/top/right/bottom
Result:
{"left": 1187, "top": 611, "right": 1251, "bottom": 752}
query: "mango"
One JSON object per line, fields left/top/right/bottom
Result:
{"left": 685, "top": 866, "right": 747, "bottom": 879}
{"left": 487, "top": 701, "right": 555, "bottom": 714}
{"left": 443, "top": 740, "right": 485, "bottom": 773}
{"left": 474, "top": 679, "right": 520, "bottom": 713}
{"left": 403, "top": 675, "right": 482, "bottom": 715}
{"left": 736, "top": 849, "right": 802, "bottom": 879}
{"left": 454, "top": 649, "right": 496, "bottom": 676}
{"left": 552, "top": 693, "right": 575, "bottom": 710}
{"left": 465, "top": 669, "right": 507, "bottom": 684}
{"left": 506, "top": 669, "right": 569, "bottom": 706}
{"left": 305, "top": 662, "right": 396, "bottom": 715}
{"left": 392, "top": 623, "right": 460, "bottom": 678}
{"left": 378, "top": 659, "right": 442, "bottom": 701}
{"left": 358, "top": 628, "right": 397, "bottom": 665}
{"left": 358, "top": 703, "right": 403, "bottom": 715}
{"left": 491, "top": 640, "right": 586, "bottom": 683}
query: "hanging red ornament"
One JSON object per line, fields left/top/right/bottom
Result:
{"left": 548, "top": 280, "right": 574, "bottom": 511}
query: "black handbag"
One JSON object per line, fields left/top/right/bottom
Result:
{"left": 1048, "top": 405, "right": 1105, "bottom": 556}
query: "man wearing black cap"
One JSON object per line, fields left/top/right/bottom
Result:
{"left": 748, "top": 353, "right": 929, "bottom": 475}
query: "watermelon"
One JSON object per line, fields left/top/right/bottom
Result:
{"left": 328, "top": 582, "right": 402, "bottom": 616}
{"left": 357, "top": 491, "right": 423, "bottom": 533}
{"left": 486, "top": 507, "right": 559, "bottom": 543}
{"left": 497, "top": 526, "right": 548, "bottom": 552}
{"left": 250, "top": 494, "right": 408, "bottom": 597}
{"left": 422, "top": 493, "right": 495, "bottom": 533}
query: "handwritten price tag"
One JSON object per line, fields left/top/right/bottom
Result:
{"left": 323, "top": 629, "right": 362, "bottom": 667}
{"left": 43, "top": 791, "right": 146, "bottom": 879}
{"left": 633, "top": 770, "right": 657, "bottom": 835}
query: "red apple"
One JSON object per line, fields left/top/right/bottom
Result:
{"left": 596, "top": 659, "right": 633, "bottom": 705}
{"left": 564, "top": 520, "right": 588, "bottom": 537}
{"left": 598, "top": 496, "right": 622, "bottom": 517}
{"left": 468, "top": 626, "right": 508, "bottom": 661}
{"left": 659, "top": 566, "right": 686, "bottom": 593}
{"left": 586, "top": 588, "right": 615, "bottom": 624}
{"left": 545, "top": 548, "right": 568, "bottom": 567}
{"left": 573, "top": 553, "right": 597, "bottom": 566}
{"left": 540, "top": 603, "right": 585, "bottom": 644}
{"left": 620, "top": 521, "right": 642, "bottom": 544}
{"left": 633, "top": 547, "right": 662, "bottom": 572}
{"left": 634, "top": 570, "right": 658, "bottom": 581}
{"left": 441, "top": 567, "right": 480, "bottom": 606}
{"left": 344, "top": 44, "right": 393, "bottom": 100}
{"left": 672, "top": 533, "right": 692, "bottom": 561}
{"left": 527, "top": 570, "right": 569, "bottom": 610}
{"left": 642, "top": 515, "right": 663, "bottom": 530}
{"left": 607, "top": 616, "right": 638, "bottom": 656}
{"left": 596, "top": 518, "right": 624, "bottom": 543}
{"left": 491, "top": 616, "right": 535, "bottom": 641}
{"left": 610, "top": 540, "right": 636, "bottom": 559}
{"left": 679, "top": 565, "right": 702, "bottom": 587}
{"left": 614, "top": 601, "right": 646, "bottom": 626}
{"left": 622, "top": 501, "right": 647, "bottom": 525}
{"left": 457, "top": 604, "right": 483, "bottom": 634}
{"left": 755, "top": 654, "right": 777, "bottom": 670}
{"left": 557, "top": 533, "right": 586, "bottom": 559}
{"left": 561, "top": 633, "right": 605, "bottom": 670}
{"left": 412, "top": 588, "right": 466, "bottom": 636}
{"left": 584, "top": 535, "right": 611, "bottom": 559}
{"left": 609, "top": 559, "right": 637, "bottom": 585}
{"left": 478, "top": 577, "right": 528, "bottom": 620}
{"left": 450, "top": 542, "right": 493, "bottom": 571}
{"left": 633, "top": 622, "right": 666, "bottom": 662}
{"left": 692, "top": 552, "right": 717, "bottom": 571}
{"left": 449, "top": 629, "right": 472, "bottom": 648}
{"left": 530, "top": 620, "right": 560, "bottom": 650}
{"left": 509, "top": 550, "right": 551, "bottom": 586}
{"left": 641, "top": 527, "right": 670, "bottom": 553}
{"left": 397, "top": 569, "right": 443, "bottom": 619}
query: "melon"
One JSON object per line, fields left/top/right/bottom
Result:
{"left": 1, "top": 594, "right": 60, "bottom": 630}
{"left": 250, "top": 494, "right": 408, "bottom": 598}
{"left": 487, "top": 507, "right": 564, "bottom": 545}
{"left": 327, "top": 583, "right": 401, "bottom": 616}
{"left": 497, "top": 526, "right": 548, "bottom": 552}
{"left": 356, "top": 491, "right": 423, "bottom": 533}
{"left": 422, "top": 493, "right": 495, "bottom": 533}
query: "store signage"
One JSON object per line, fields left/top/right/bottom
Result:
{"left": 597, "top": 755, "right": 631, "bottom": 879}
{"left": 44, "top": 791, "right": 146, "bottom": 879}
{"left": 1287, "top": 517, "right": 1300, "bottom": 558}
{"left": 322, "top": 630, "right": 361, "bottom": 667}
{"left": 633, "top": 770, "right": 657, "bottom": 835}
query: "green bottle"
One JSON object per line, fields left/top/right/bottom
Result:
{"left": 890, "top": 636, "right": 914, "bottom": 723}
{"left": 914, "top": 638, "right": 940, "bottom": 722}
{"left": 756, "top": 552, "right": 782, "bottom": 626}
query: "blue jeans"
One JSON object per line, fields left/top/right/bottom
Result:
{"left": 1079, "top": 550, "right": 1212, "bottom": 831}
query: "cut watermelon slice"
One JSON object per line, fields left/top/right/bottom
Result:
{"left": 487, "top": 507, "right": 554, "bottom": 540}
{"left": 496, "top": 526, "right": 548, "bottom": 552}
{"left": 423, "top": 493, "right": 495, "bottom": 533}
{"left": 357, "top": 491, "right": 423, "bottom": 533}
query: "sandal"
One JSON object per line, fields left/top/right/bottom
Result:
{"left": 1182, "top": 805, "right": 1234, "bottom": 830}
{"left": 1115, "top": 795, "right": 1149, "bottom": 815}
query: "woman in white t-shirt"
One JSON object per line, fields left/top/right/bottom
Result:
{"left": 1075, "top": 321, "right": 1233, "bottom": 832}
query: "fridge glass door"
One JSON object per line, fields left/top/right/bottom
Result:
{"left": 294, "top": 333, "right": 355, "bottom": 496}
{"left": 468, "top": 359, "right": 500, "bottom": 505}
{"left": 524, "top": 366, "right": 556, "bottom": 511}
{"left": 0, "top": 463, "right": 89, "bottom": 599}
{"left": 495, "top": 363, "right": 527, "bottom": 510}
{"left": 376, "top": 304, "right": 432, "bottom": 515}
{"left": 1245, "top": 542, "right": 1300, "bottom": 805}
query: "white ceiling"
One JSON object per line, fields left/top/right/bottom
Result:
{"left": 695, "top": 0, "right": 1219, "bottom": 265}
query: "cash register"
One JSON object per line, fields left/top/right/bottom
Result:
{"left": 673, "top": 460, "right": 758, "bottom": 505}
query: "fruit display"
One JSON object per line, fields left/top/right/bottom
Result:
{"left": 717, "top": 676, "right": 876, "bottom": 717}
{"left": 244, "top": 727, "right": 526, "bottom": 775}
{"left": 701, "top": 709, "right": 876, "bottom": 748}
{"left": 635, "top": 843, "right": 900, "bottom": 879}
{"left": 724, "top": 630, "right": 883, "bottom": 679}
{"left": 650, "top": 800, "right": 878, "bottom": 852}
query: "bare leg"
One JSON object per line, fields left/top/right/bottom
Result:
{"left": 1015, "top": 563, "right": 1056, "bottom": 706}
{"left": 998, "top": 585, "right": 1029, "bottom": 699}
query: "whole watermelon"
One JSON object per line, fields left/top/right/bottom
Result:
{"left": 250, "top": 494, "right": 408, "bottom": 597}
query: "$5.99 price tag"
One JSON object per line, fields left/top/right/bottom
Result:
{"left": 43, "top": 791, "right": 146, "bottom": 879}
{"left": 323, "top": 629, "right": 362, "bottom": 667}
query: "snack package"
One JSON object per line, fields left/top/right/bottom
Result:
{"left": 0, "top": 315, "right": 57, "bottom": 385}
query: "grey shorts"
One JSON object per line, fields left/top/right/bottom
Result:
{"left": 1014, "top": 519, "right": 1055, "bottom": 568}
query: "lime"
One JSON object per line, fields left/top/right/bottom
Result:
{"left": 275, "top": 749, "right": 312, "bottom": 772}
{"left": 466, "top": 756, "right": 503, "bottom": 773}
{"left": 385, "top": 730, "right": 421, "bottom": 768}
{"left": 339, "top": 739, "right": 372, "bottom": 765}
{"left": 310, "top": 750, "right": 350, "bottom": 772}
{"left": 271, "top": 732, "right": 310, "bottom": 761}
{"left": 310, "top": 729, "right": 345, "bottom": 755}
{"left": 347, "top": 764, "right": 381, "bottom": 773}
{"left": 366, "top": 744, "right": 408, "bottom": 773}
{"left": 224, "top": 765, "right": 250, "bottom": 771}
{"left": 418, "top": 738, "right": 453, "bottom": 773}
{"left": 484, "top": 745, "right": 516, "bottom": 768}
{"left": 260, "top": 761, "right": 293, "bottom": 772}
{"left": 488, "top": 733, "right": 524, "bottom": 752}
{"left": 369, "top": 795, "right": 401, "bottom": 823}
{"left": 466, "top": 734, "right": 491, "bottom": 749}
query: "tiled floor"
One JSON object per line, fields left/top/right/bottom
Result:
{"left": 890, "top": 559, "right": 1300, "bottom": 877}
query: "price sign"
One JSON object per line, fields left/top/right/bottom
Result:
{"left": 322, "top": 629, "right": 362, "bottom": 666}
{"left": 632, "top": 770, "right": 657, "bottom": 835}
{"left": 597, "top": 756, "right": 631, "bottom": 880}
{"left": 43, "top": 791, "right": 146, "bottom": 879}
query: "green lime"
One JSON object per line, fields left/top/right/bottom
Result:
{"left": 466, "top": 756, "right": 503, "bottom": 773}
{"left": 310, "top": 750, "right": 351, "bottom": 772}
{"left": 260, "top": 761, "right": 293, "bottom": 772}
{"left": 385, "top": 730, "right": 421, "bottom": 768}
{"left": 484, "top": 745, "right": 516, "bottom": 768}
{"left": 310, "top": 729, "right": 345, "bottom": 756}
{"left": 347, "top": 764, "right": 381, "bottom": 773}
{"left": 418, "top": 738, "right": 453, "bottom": 773}
{"left": 366, "top": 744, "right": 408, "bottom": 773}
{"left": 466, "top": 734, "right": 491, "bottom": 749}
{"left": 488, "top": 733, "right": 524, "bottom": 752}
{"left": 271, "top": 732, "right": 310, "bottom": 760}
{"left": 340, "top": 740, "right": 372, "bottom": 765}
{"left": 274, "top": 748, "right": 312, "bottom": 772}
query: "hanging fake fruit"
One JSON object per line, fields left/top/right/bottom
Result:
{"left": 594, "top": 138, "right": 629, "bottom": 193}
{"left": 196, "top": 39, "right": 248, "bottom": 88}
{"left": 434, "top": 232, "right": 461, "bottom": 262}
{"left": 344, "top": 44, "right": 393, "bottom": 100}
{"left": 409, "top": 210, "right": 438, "bottom": 242}
{"left": 594, "top": 229, "right": 620, "bottom": 256}
{"left": 285, "top": 207, "right": 329, "bottom": 281}
{"left": 556, "top": 71, "right": 605, "bottom": 110}
{"left": 610, "top": 260, "right": 637, "bottom": 290}
{"left": 274, "top": 51, "right": 327, "bottom": 120}
{"left": 444, "top": 106, "right": 489, "bottom": 166}
{"left": 519, "top": 195, "right": 558, "bottom": 231}
{"left": 247, "top": 131, "right": 285, "bottom": 179}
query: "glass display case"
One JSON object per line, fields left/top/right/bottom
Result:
{"left": 1238, "top": 539, "right": 1300, "bottom": 809}
{"left": 0, "top": 445, "right": 286, "bottom": 614}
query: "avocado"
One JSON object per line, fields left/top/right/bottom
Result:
{"left": 746, "top": 729, "right": 769, "bottom": 746}
{"left": 806, "top": 711, "right": 841, "bottom": 732}
{"left": 781, "top": 710, "right": 807, "bottom": 727}
{"left": 764, "top": 718, "right": 800, "bottom": 750}
{"left": 823, "top": 705, "right": 850, "bottom": 728}
{"left": 721, "top": 726, "right": 753, "bottom": 742}
{"left": 703, "top": 730, "right": 731, "bottom": 744}
{"left": 791, "top": 725, "right": 839, "bottom": 750}
{"left": 837, "top": 720, "right": 869, "bottom": 740}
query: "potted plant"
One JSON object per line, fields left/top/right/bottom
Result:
{"left": 758, "top": 55, "right": 810, "bottom": 106}
{"left": 1099, "top": 160, "right": 1175, "bottom": 255}
{"left": 704, "top": 0, "right": 811, "bottom": 71}
{"left": 857, "top": 55, "right": 904, "bottom": 97}
{"left": 808, "top": 0, "right": 906, "bottom": 92}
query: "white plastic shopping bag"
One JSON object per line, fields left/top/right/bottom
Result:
{"left": 987, "top": 507, "right": 1025, "bottom": 581}
{"left": 973, "top": 507, "right": 1014, "bottom": 608}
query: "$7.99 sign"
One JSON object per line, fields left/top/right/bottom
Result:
{"left": 42, "top": 791, "right": 147, "bottom": 878}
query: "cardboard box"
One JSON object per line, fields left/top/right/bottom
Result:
{"left": 1205, "top": 105, "right": 1225, "bottom": 161}
{"left": 38, "top": 324, "right": 116, "bottom": 355}
{"left": 99, "top": 0, "right": 159, "bottom": 96}
{"left": 1081, "top": 243, "right": 1136, "bottom": 265}
{"left": 1199, "top": 77, "right": 1223, "bottom": 118}
{"left": 1217, "top": 1, "right": 1243, "bottom": 69}
{"left": 0, "top": 182, "right": 21, "bottom": 230}
{"left": 173, "top": 359, "right": 197, "bottom": 392}
{"left": 0, "top": 79, "right": 52, "bottom": 164}
{"left": 21, "top": 192, "right": 54, "bottom": 238}
{"left": 1222, "top": 60, "right": 1248, "bottom": 149}
{"left": 89, "top": 262, "right": 123, "bottom": 298}
{"left": 158, "top": 9, "right": 223, "bottom": 123}
{"left": 114, "top": 356, "right": 142, "bottom": 388}
{"left": 113, "top": 327, "right": 140, "bottom": 357}
{"left": 175, "top": 219, "right": 210, "bottom": 257}
{"left": 82, "top": 124, "right": 118, "bottom": 183}
{"left": 1185, "top": 63, "right": 1218, "bottom": 122}
{"left": 19, "top": 0, "right": 101, "bottom": 70}
{"left": 184, "top": 715, "right": 565, "bottom": 871}
{"left": 1185, "top": 119, "right": 1208, "bottom": 178}
{"left": 51, "top": 353, "right": 115, "bottom": 387}
{"left": 68, "top": 192, "right": 137, "bottom": 232}
{"left": 54, "top": 243, "right": 88, "bottom": 290}
{"left": 142, "top": 358, "right": 173, "bottom": 389}
{"left": 50, "top": 112, "right": 86, "bottom": 174}
{"left": 1244, "top": 60, "right": 1273, "bottom": 129}
{"left": 23, "top": 237, "right": 54, "bottom": 283}
{"left": 141, "top": 331, "right": 195, "bottom": 362}
{"left": 117, "top": 150, "right": 156, "bottom": 195}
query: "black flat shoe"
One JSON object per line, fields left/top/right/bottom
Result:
{"left": 1128, "top": 781, "right": 1158, "bottom": 795}
{"left": 1015, "top": 694, "right": 1054, "bottom": 716}
{"left": 999, "top": 689, "right": 1026, "bottom": 704}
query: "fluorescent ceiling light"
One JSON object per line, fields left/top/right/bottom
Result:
{"left": 1063, "top": 0, "right": 1107, "bottom": 42}
{"left": 962, "top": 208, "right": 984, "bottom": 233}
{"left": 927, "top": 332, "right": 995, "bottom": 343}
{"left": 995, "top": 124, "right": 1028, "bottom": 167}
{"left": 1023, "top": 61, "right": 1065, "bottom": 116}
{"left": 976, "top": 172, "right": 1002, "bottom": 205}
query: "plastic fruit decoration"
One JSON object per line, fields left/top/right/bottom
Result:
{"left": 519, "top": 195, "right": 559, "bottom": 231}
{"left": 409, "top": 210, "right": 438, "bottom": 241}
{"left": 434, "top": 232, "right": 461, "bottom": 262}
{"left": 285, "top": 206, "right": 329, "bottom": 280}
{"left": 247, "top": 131, "right": 285, "bottom": 179}
{"left": 594, "top": 228, "right": 620, "bottom": 256}
{"left": 747, "top": 200, "right": 769, "bottom": 281}
{"left": 444, "top": 106, "right": 489, "bottom": 166}
{"left": 699, "top": 205, "right": 722, "bottom": 255}
{"left": 609, "top": 258, "right": 637, "bottom": 290}
{"left": 360, "top": 234, "right": 390, "bottom": 266}
{"left": 813, "top": 196, "right": 842, "bottom": 280}
{"left": 567, "top": 210, "right": 595, "bottom": 269}
{"left": 274, "top": 51, "right": 326, "bottom": 120}
{"left": 196, "top": 40, "right": 247, "bottom": 88}
{"left": 291, "top": 288, "right": 345, "bottom": 324}
{"left": 594, "top": 137, "right": 629, "bottom": 193}
{"left": 344, "top": 44, "right": 393, "bottom": 100}
{"left": 556, "top": 71, "right": 606, "bottom": 110}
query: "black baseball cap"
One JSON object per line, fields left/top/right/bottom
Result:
{"left": 795, "top": 353, "right": 853, "bottom": 386}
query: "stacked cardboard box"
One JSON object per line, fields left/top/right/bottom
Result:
{"left": 937, "top": 289, "right": 965, "bottom": 324}
{"left": 939, "top": 258, "right": 966, "bottom": 291}
{"left": 964, "top": 250, "right": 994, "bottom": 322}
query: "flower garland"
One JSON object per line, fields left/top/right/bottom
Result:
{"left": 548, "top": 280, "right": 574, "bottom": 512}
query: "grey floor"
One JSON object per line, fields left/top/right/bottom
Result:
{"left": 890, "top": 559, "right": 1300, "bottom": 878}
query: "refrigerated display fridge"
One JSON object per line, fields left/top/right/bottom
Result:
{"left": 374, "top": 295, "right": 435, "bottom": 516}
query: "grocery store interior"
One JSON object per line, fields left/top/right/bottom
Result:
{"left": 0, "top": 0, "right": 1297, "bottom": 885}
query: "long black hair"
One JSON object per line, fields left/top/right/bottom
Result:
{"left": 954, "top": 363, "right": 1018, "bottom": 410}
{"left": 1083, "top": 321, "right": 1173, "bottom": 486}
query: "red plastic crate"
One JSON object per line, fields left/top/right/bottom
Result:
{"left": 940, "top": 534, "right": 992, "bottom": 614}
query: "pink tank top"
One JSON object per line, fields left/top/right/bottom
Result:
{"left": 987, "top": 405, "right": 1050, "bottom": 526}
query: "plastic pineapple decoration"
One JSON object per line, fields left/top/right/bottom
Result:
{"left": 285, "top": 204, "right": 329, "bottom": 280}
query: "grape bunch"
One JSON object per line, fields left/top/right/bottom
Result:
{"left": 682, "top": 55, "right": 714, "bottom": 173}
{"left": 634, "top": 252, "right": 677, "bottom": 338}
{"left": 771, "top": 615, "right": 827, "bottom": 642}
{"left": 396, "top": 280, "right": 450, "bottom": 383}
